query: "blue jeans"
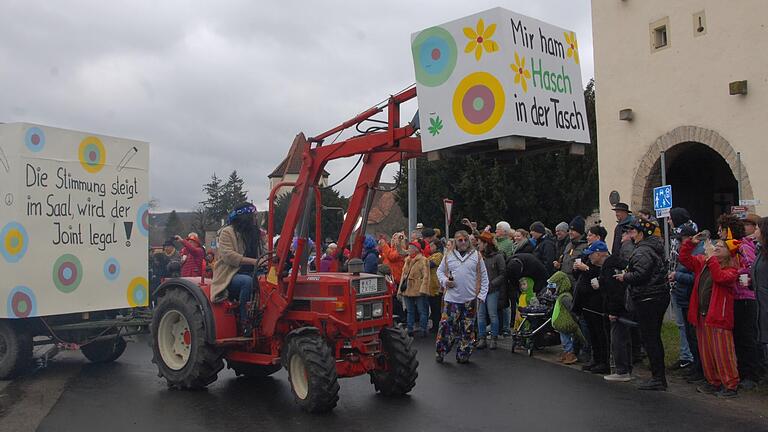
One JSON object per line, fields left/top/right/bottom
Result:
{"left": 672, "top": 294, "right": 694, "bottom": 362}
{"left": 404, "top": 296, "right": 429, "bottom": 333}
{"left": 478, "top": 291, "right": 500, "bottom": 337}
{"left": 560, "top": 332, "right": 574, "bottom": 353}
{"left": 228, "top": 274, "right": 253, "bottom": 321}
{"left": 502, "top": 306, "right": 512, "bottom": 334}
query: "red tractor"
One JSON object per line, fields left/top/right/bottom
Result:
{"left": 150, "top": 87, "right": 422, "bottom": 412}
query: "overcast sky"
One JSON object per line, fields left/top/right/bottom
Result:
{"left": 0, "top": 0, "right": 593, "bottom": 212}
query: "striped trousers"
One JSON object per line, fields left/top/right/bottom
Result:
{"left": 697, "top": 315, "right": 740, "bottom": 390}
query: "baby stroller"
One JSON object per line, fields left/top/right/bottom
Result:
{"left": 510, "top": 285, "right": 561, "bottom": 356}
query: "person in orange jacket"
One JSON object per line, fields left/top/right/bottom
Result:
{"left": 381, "top": 232, "right": 407, "bottom": 285}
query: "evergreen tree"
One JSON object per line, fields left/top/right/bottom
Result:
{"left": 270, "top": 188, "right": 349, "bottom": 242}
{"left": 201, "top": 173, "right": 225, "bottom": 224}
{"left": 164, "top": 210, "right": 184, "bottom": 240}
{"left": 222, "top": 170, "right": 248, "bottom": 212}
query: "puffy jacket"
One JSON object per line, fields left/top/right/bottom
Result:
{"left": 362, "top": 248, "right": 379, "bottom": 274}
{"left": 381, "top": 242, "right": 405, "bottom": 284}
{"left": 180, "top": 239, "right": 205, "bottom": 277}
{"left": 680, "top": 239, "right": 738, "bottom": 330}
{"left": 483, "top": 250, "right": 507, "bottom": 294}
{"left": 623, "top": 236, "right": 668, "bottom": 299}
{"left": 532, "top": 235, "right": 557, "bottom": 276}
{"left": 399, "top": 253, "right": 430, "bottom": 297}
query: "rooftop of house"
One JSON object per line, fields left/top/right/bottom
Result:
{"left": 269, "top": 132, "right": 330, "bottom": 179}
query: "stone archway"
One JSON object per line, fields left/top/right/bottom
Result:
{"left": 631, "top": 126, "right": 754, "bottom": 213}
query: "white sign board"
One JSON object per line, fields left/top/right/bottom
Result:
{"left": 0, "top": 123, "right": 149, "bottom": 318}
{"left": 412, "top": 7, "right": 590, "bottom": 152}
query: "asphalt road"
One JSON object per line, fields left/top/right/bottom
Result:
{"left": 2, "top": 335, "right": 767, "bottom": 432}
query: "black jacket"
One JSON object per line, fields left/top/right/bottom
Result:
{"left": 483, "top": 250, "right": 507, "bottom": 294}
{"left": 573, "top": 263, "right": 602, "bottom": 313}
{"left": 506, "top": 253, "right": 549, "bottom": 296}
{"left": 623, "top": 236, "right": 668, "bottom": 299}
{"left": 514, "top": 239, "right": 534, "bottom": 255}
{"left": 600, "top": 254, "right": 628, "bottom": 316}
{"left": 532, "top": 235, "right": 557, "bottom": 276}
{"left": 612, "top": 215, "right": 635, "bottom": 256}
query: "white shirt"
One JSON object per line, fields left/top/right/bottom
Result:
{"left": 437, "top": 249, "right": 489, "bottom": 304}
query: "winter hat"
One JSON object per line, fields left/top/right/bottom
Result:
{"left": 669, "top": 207, "right": 691, "bottom": 227}
{"left": 422, "top": 227, "right": 436, "bottom": 238}
{"left": 555, "top": 221, "right": 569, "bottom": 233}
{"left": 363, "top": 235, "right": 377, "bottom": 251}
{"left": 530, "top": 221, "right": 546, "bottom": 235}
{"left": 547, "top": 271, "right": 572, "bottom": 294}
{"left": 569, "top": 216, "right": 586, "bottom": 235}
{"left": 408, "top": 241, "right": 423, "bottom": 253}
{"left": 478, "top": 231, "right": 495, "bottom": 244}
{"left": 630, "top": 219, "right": 656, "bottom": 237}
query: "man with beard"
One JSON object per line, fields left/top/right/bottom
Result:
{"left": 436, "top": 230, "right": 489, "bottom": 364}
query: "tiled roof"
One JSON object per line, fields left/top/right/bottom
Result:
{"left": 269, "top": 133, "right": 329, "bottom": 178}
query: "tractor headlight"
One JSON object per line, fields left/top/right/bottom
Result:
{"left": 372, "top": 302, "right": 383, "bottom": 318}
{"left": 356, "top": 304, "right": 364, "bottom": 320}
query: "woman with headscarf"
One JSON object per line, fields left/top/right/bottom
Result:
{"left": 211, "top": 202, "right": 265, "bottom": 336}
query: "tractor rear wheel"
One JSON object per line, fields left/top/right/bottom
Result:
{"left": 284, "top": 334, "right": 339, "bottom": 413}
{"left": 0, "top": 320, "right": 32, "bottom": 379}
{"left": 151, "top": 287, "right": 223, "bottom": 389}
{"left": 227, "top": 360, "right": 281, "bottom": 378}
{"left": 81, "top": 336, "right": 127, "bottom": 363}
{"left": 370, "top": 327, "right": 418, "bottom": 396}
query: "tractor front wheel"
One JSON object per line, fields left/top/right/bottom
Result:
{"left": 81, "top": 336, "right": 127, "bottom": 363}
{"left": 370, "top": 327, "right": 418, "bottom": 396}
{"left": 284, "top": 334, "right": 339, "bottom": 413}
{"left": 151, "top": 287, "right": 223, "bottom": 389}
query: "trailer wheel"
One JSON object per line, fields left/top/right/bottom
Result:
{"left": 0, "top": 320, "right": 32, "bottom": 379}
{"left": 370, "top": 327, "right": 418, "bottom": 396}
{"left": 227, "top": 360, "right": 281, "bottom": 378}
{"left": 284, "top": 334, "right": 339, "bottom": 413}
{"left": 81, "top": 336, "right": 127, "bottom": 363}
{"left": 151, "top": 287, "right": 223, "bottom": 389}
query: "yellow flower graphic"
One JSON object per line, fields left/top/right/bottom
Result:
{"left": 564, "top": 31, "right": 580, "bottom": 64}
{"left": 510, "top": 51, "right": 531, "bottom": 92}
{"left": 463, "top": 18, "right": 499, "bottom": 61}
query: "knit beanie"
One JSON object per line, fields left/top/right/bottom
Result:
{"left": 530, "top": 221, "right": 546, "bottom": 235}
{"left": 669, "top": 207, "right": 691, "bottom": 227}
{"left": 569, "top": 216, "right": 586, "bottom": 235}
{"left": 555, "top": 221, "right": 569, "bottom": 232}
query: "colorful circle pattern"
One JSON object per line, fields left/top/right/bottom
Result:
{"left": 78, "top": 136, "right": 106, "bottom": 174}
{"left": 1, "top": 222, "right": 28, "bottom": 263}
{"left": 7, "top": 286, "right": 37, "bottom": 318}
{"left": 53, "top": 254, "right": 83, "bottom": 293}
{"left": 452, "top": 72, "right": 506, "bottom": 135}
{"left": 127, "top": 276, "right": 149, "bottom": 307}
{"left": 412, "top": 26, "right": 458, "bottom": 87}
{"left": 104, "top": 257, "right": 121, "bottom": 281}
{"left": 25, "top": 127, "right": 46, "bottom": 152}
{"left": 137, "top": 203, "right": 150, "bottom": 237}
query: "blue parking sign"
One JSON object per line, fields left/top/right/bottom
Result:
{"left": 653, "top": 185, "right": 672, "bottom": 211}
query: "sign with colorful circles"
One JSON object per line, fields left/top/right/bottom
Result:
{"left": 25, "top": 127, "right": 46, "bottom": 152}
{"left": 411, "top": 7, "right": 590, "bottom": 152}
{"left": 412, "top": 26, "right": 458, "bottom": 87}
{"left": 452, "top": 72, "right": 505, "bottom": 135}
{"left": 78, "top": 136, "right": 107, "bottom": 174}
{"left": 104, "top": 257, "right": 121, "bottom": 281}
{"left": 137, "top": 203, "right": 150, "bottom": 237}
{"left": 53, "top": 254, "right": 83, "bottom": 293}
{"left": 127, "top": 276, "right": 149, "bottom": 307}
{"left": 1, "top": 222, "right": 28, "bottom": 263}
{"left": 7, "top": 286, "right": 37, "bottom": 318}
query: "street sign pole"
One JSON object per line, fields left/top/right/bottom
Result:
{"left": 660, "top": 151, "right": 669, "bottom": 260}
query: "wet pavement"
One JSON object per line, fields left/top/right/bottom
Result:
{"left": 3, "top": 335, "right": 767, "bottom": 432}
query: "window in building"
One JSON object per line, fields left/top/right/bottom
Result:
{"left": 693, "top": 11, "right": 707, "bottom": 37}
{"left": 649, "top": 17, "right": 671, "bottom": 52}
